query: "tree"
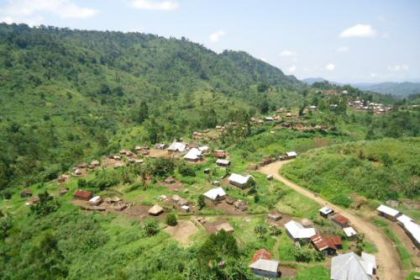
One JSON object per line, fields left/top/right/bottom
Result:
{"left": 254, "top": 224, "right": 267, "bottom": 239}
{"left": 260, "top": 99, "right": 269, "bottom": 114}
{"left": 136, "top": 101, "right": 149, "bottom": 124}
{"left": 166, "top": 213, "right": 178, "bottom": 226}
{"left": 30, "top": 191, "right": 59, "bottom": 217}
{"left": 198, "top": 195, "right": 206, "bottom": 210}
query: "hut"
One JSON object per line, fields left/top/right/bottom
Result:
{"left": 267, "top": 211, "right": 282, "bottom": 221}
{"left": 148, "top": 205, "right": 164, "bottom": 216}
{"left": 20, "top": 189, "right": 33, "bottom": 198}
{"left": 74, "top": 190, "right": 93, "bottom": 201}
{"left": 319, "top": 206, "right": 334, "bottom": 218}
{"left": 331, "top": 214, "right": 350, "bottom": 228}
{"left": 216, "top": 159, "right": 231, "bottom": 167}
{"left": 228, "top": 173, "right": 253, "bottom": 189}
{"left": 204, "top": 187, "right": 226, "bottom": 202}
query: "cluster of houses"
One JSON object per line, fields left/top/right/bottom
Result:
{"left": 348, "top": 99, "right": 392, "bottom": 114}
{"left": 377, "top": 204, "right": 419, "bottom": 249}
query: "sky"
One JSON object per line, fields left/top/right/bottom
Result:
{"left": 0, "top": 0, "right": 419, "bottom": 83}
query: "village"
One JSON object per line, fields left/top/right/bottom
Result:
{"left": 18, "top": 129, "right": 420, "bottom": 280}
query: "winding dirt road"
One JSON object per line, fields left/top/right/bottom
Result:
{"left": 258, "top": 160, "right": 403, "bottom": 280}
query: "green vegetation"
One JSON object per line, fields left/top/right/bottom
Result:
{"left": 283, "top": 138, "right": 420, "bottom": 205}
{"left": 0, "top": 23, "right": 419, "bottom": 279}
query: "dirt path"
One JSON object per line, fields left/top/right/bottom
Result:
{"left": 258, "top": 160, "right": 403, "bottom": 280}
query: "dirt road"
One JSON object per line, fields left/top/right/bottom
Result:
{"left": 258, "top": 160, "right": 403, "bottom": 280}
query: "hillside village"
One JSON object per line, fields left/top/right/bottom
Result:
{"left": 0, "top": 23, "right": 419, "bottom": 280}
{"left": 15, "top": 121, "right": 420, "bottom": 280}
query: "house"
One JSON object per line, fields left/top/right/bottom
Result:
{"left": 343, "top": 227, "right": 358, "bottom": 239}
{"left": 264, "top": 116, "right": 274, "bottom": 122}
{"left": 285, "top": 151, "right": 298, "bottom": 159}
{"left": 204, "top": 187, "right": 226, "bottom": 202}
{"left": 285, "top": 220, "right": 316, "bottom": 241}
{"left": 183, "top": 148, "right": 203, "bottom": 162}
{"left": 228, "top": 173, "right": 253, "bottom": 189}
{"left": 74, "top": 190, "right": 93, "bottom": 201}
{"left": 311, "top": 234, "right": 342, "bottom": 255}
{"left": 214, "top": 150, "right": 227, "bottom": 159}
{"left": 319, "top": 206, "right": 334, "bottom": 218}
{"left": 216, "top": 222, "right": 234, "bottom": 233}
{"left": 25, "top": 196, "right": 40, "bottom": 206}
{"left": 331, "top": 214, "right": 350, "bottom": 228}
{"left": 397, "top": 215, "right": 420, "bottom": 248}
{"left": 216, "top": 159, "right": 230, "bottom": 167}
{"left": 74, "top": 168, "right": 83, "bottom": 176}
{"left": 267, "top": 211, "right": 282, "bottom": 221}
{"left": 331, "top": 252, "right": 376, "bottom": 280}
{"left": 164, "top": 177, "right": 176, "bottom": 184}
{"left": 57, "top": 174, "right": 70, "bottom": 183}
{"left": 181, "top": 205, "right": 190, "bottom": 212}
{"left": 148, "top": 204, "right": 164, "bottom": 216}
{"left": 233, "top": 200, "right": 248, "bottom": 211}
{"left": 155, "top": 143, "right": 167, "bottom": 150}
{"left": 168, "top": 141, "right": 187, "bottom": 153}
{"left": 198, "top": 145, "right": 210, "bottom": 153}
{"left": 377, "top": 204, "right": 400, "bottom": 220}
{"left": 249, "top": 249, "right": 280, "bottom": 278}
{"left": 402, "top": 220, "right": 420, "bottom": 249}
{"left": 20, "top": 189, "right": 33, "bottom": 198}
{"left": 59, "top": 188, "right": 69, "bottom": 196}
{"left": 89, "top": 196, "right": 102, "bottom": 206}
{"left": 90, "top": 160, "right": 100, "bottom": 168}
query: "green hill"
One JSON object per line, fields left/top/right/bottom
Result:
{"left": 282, "top": 138, "right": 420, "bottom": 210}
{"left": 0, "top": 23, "right": 304, "bottom": 190}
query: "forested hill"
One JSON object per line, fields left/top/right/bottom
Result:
{"left": 0, "top": 23, "right": 303, "bottom": 190}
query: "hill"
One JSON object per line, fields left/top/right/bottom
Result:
{"left": 282, "top": 138, "right": 420, "bottom": 212}
{"left": 302, "top": 77, "right": 328, "bottom": 85}
{"left": 353, "top": 82, "right": 420, "bottom": 98}
{"left": 0, "top": 23, "right": 305, "bottom": 190}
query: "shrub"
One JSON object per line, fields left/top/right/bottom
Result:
{"left": 166, "top": 213, "right": 178, "bottom": 226}
{"left": 143, "top": 219, "right": 159, "bottom": 237}
{"left": 197, "top": 195, "right": 206, "bottom": 210}
{"left": 178, "top": 163, "right": 196, "bottom": 177}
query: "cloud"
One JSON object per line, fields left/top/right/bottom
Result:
{"left": 370, "top": 73, "right": 378, "bottom": 78}
{"left": 280, "top": 49, "right": 297, "bottom": 57}
{"left": 339, "top": 24, "right": 377, "bottom": 38}
{"left": 131, "top": 0, "right": 179, "bottom": 11}
{"left": 336, "top": 46, "right": 349, "bottom": 53}
{"left": 209, "top": 30, "right": 226, "bottom": 43}
{"left": 286, "top": 65, "right": 297, "bottom": 74}
{"left": 387, "top": 64, "right": 409, "bottom": 72}
{"left": 325, "top": 63, "right": 335, "bottom": 71}
{"left": 0, "top": 0, "right": 97, "bottom": 24}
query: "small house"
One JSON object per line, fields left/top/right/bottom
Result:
{"left": 89, "top": 196, "right": 102, "bottom": 206}
{"left": 181, "top": 205, "right": 190, "bottom": 212}
{"left": 214, "top": 150, "right": 227, "bottom": 159}
{"left": 155, "top": 143, "right": 166, "bottom": 150}
{"left": 331, "top": 214, "right": 350, "bottom": 228}
{"left": 20, "top": 189, "right": 33, "bottom": 198}
{"left": 25, "top": 196, "right": 40, "bottom": 206}
{"left": 59, "top": 188, "right": 69, "bottom": 196}
{"left": 204, "top": 187, "right": 226, "bottom": 202}
{"left": 216, "top": 159, "right": 230, "bottom": 167}
{"left": 377, "top": 204, "right": 400, "bottom": 221}
{"left": 168, "top": 141, "right": 187, "bottom": 153}
{"left": 397, "top": 215, "right": 420, "bottom": 249}
{"left": 285, "top": 151, "right": 298, "bottom": 159}
{"left": 165, "top": 177, "right": 176, "bottom": 184}
{"left": 249, "top": 250, "right": 280, "bottom": 279}
{"left": 319, "top": 206, "right": 334, "bottom": 218}
{"left": 198, "top": 145, "right": 210, "bottom": 153}
{"left": 233, "top": 200, "right": 248, "bottom": 211}
{"left": 285, "top": 220, "right": 316, "bottom": 242}
{"left": 183, "top": 148, "right": 203, "bottom": 162}
{"left": 74, "top": 168, "right": 83, "bottom": 176}
{"left": 343, "top": 227, "right": 357, "bottom": 239}
{"left": 57, "top": 174, "right": 70, "bottom": 183}
{"left": 90, "top": 160, "right": 100, "bottom": 168}
{"left": 311, "top": 234, "right": 342, "bottom": 255}
{"left": 148, "top": 204, "right": 164, "bottom": 216}
{"left": 267, "top": 211, "right": 282, "bottom": 221}
{"left": 331, "top": 252, "right": 376, "bottom": 280}
{"left": 74, "top": 190, "right": 93, "bottom": 201}
{"left": 228, "top": 173, "right": 253, "bottom": 189}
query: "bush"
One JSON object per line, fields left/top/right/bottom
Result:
{"left": 197, "top": 195, "right": 206, "bottom": 210}
{"left": 166, "top": 213, "right": 178, "bottom": 226}
{"left": 178, "top": 163, "right": 196, "bottom": 177}
{"left": 143, "top": 219, "right": 159, "bottom": 237}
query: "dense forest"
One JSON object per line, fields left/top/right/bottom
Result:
{"left": 0, "top": 23, "right": 305, "bottom": 190}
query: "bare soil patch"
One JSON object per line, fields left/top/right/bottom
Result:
{"left": 164, "top": 220, "right": 198, "bottom": 245}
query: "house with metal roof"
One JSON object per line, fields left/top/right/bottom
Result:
{"left": 285, "top": 220, "right": 316, "bottom": 241}
{"left": 331, "top": 252, "right": 376, "bottom": 280}
{"left": 377, "top": 204, "right": 400, "bottom": 220}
